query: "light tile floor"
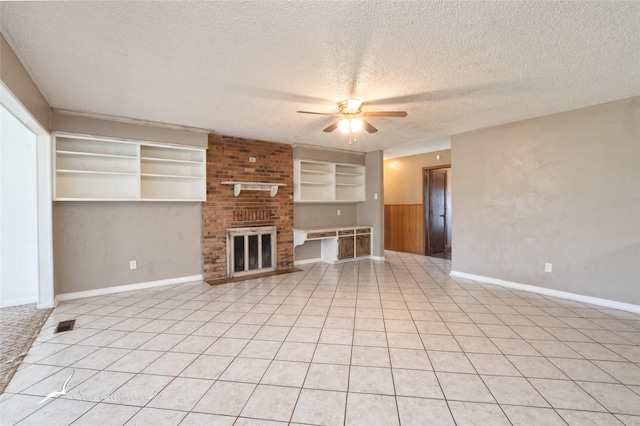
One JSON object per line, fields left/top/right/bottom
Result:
{"left": 2, "top": 251, "right": 640, "bottom": 425}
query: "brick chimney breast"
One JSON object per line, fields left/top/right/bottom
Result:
{"left": 203, "top": 134, "right": 294, "bottom": 281}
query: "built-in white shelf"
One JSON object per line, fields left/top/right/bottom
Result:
{"left": 141, "top": 173, "right": 203, "bottom": 179}
{"left": 57, "top": 150, "right": 136, "bottom": 159}
{"left": 54, "top": 134, "right": 206, "bottom": 201}
{"left": 140, "top": 157, "right": 202, "bottom": 164}
{"left": 221, "top": 181, "right": 286, "bottom": 197}
{"left": 294, "top": 160, "right": 365, "bottom": 202}
{"left": 57, "top": 170, "right": 138, "bottom": 176}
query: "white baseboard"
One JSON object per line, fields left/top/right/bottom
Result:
{"left": 37, "top": 300, "right": 58, "bottom": 309}
{"left": 294, "top": 258, "right": 323, "bottom": 266}
{"left": 450, "top": 271, "right": 640, "bottom": 314}
{"left": 0, "top": 296, "right": 38, "bottom": 308}
{"left": 370, "top": 255, "right": 385, "bottom": 261}
{"left": 56, "top": 274, "right": 204, "bottom": 302}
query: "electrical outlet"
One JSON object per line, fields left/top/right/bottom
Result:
{"left": 374, "top": 193, "right": 378, "bottom": 200}
{"left": 337, "top": 209, "right": 341, "bottom": 216}
{"left": 130, "top": 260, "right": 137, "bottom": 270}
{"left": 544, "top": 263, "right": 552, "bottom": 273}
{"left": 249, "top": 157, "right": 256, "bottom": 162}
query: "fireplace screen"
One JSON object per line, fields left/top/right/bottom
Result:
{"left": 227, "top": 226, "right": 276, "bottom": 278}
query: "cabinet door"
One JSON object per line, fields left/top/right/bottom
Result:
{"left": 356, "top": 234, "right": 371, "bottom": 257}
{"left": 338, "top": 236, "right": 355, "bottom": 260}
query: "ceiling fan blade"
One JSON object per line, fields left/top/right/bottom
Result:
{"left": 297, "top": 110, "right": 340, "bottom": 116}
{"left": 363, "top": 111, "right": 407, "bottom": 117}
{"left": 362, "top": 119, "right": 378, "bottom": 133}
{"left": 323, "top": 121, "right": 339, "bottom": 132}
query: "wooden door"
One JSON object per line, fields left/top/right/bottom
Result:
{"left": 426, "top": 169, "right": 447, "bottom": 255}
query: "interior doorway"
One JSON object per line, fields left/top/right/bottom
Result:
{"left": 1, "top": 84, "right": 54, "bottom": 308}
{"left": 424, "top": 167, "right": 451, "bottom": 259}
{"left": 1, "top": 105, "right": 38, "bottom": 306}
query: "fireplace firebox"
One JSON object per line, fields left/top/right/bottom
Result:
{"left": 227, "top": 226, "right": 277, "bottom": 278}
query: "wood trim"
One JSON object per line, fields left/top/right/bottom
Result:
{"left": 422, "top": 164, "right": 451, "bottom": 171}
{"left": 384, "top": 204, "right": 424, "bottom": 254}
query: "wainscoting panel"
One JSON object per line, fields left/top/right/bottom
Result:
{"left": 384, "top": 204, "right": 424, "bottom": 254}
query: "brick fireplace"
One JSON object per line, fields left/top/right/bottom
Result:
{"left": 203, "top": 134, "right": 294, "bottom": 281}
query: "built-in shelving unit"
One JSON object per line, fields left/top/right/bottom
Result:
{"left": 139, "top": 145, "right": 205, "bottom": 201}
{"left": 294, "top": 160, "right": 365, "bottom": 202}
{"left": 54, "top": 134, "right": 206, "bottom": 201}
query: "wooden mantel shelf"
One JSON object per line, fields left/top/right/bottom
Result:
{"left": 221, "top": 181, "right": 286, "bottom": 197}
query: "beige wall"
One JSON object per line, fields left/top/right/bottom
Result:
{"left": 358, "top": 151, "right": 385, "bottom": 257}
{"left": 52, "top": 111, "right": 207, "bottom": 148}
{"left": 384, "top": 149, "right": 451, "bottom": 205}
{"left": 54, "top": 202, "right": 202, "bottom": 294}
{"left": 294, "top": 204, "right": 358, "bottom": 260}
{"left": 1, "top": 33, "right": 51, "bottom": 130}
{"left": 51, "top": 114, "right": 207, "bottom": 295}
{"left": 452, "top": 97, "right": 640, "bottom": 305}
{"left": 293, "top": 145, "right": 365, "bottom": 166}
{"left": 294, "top": 203, "right": 359, "bottom": 229}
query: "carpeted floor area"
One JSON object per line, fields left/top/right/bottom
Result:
{"left": 0, "top": 304, "right": 52, "bottom": 394}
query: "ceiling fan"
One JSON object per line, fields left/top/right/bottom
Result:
{"left": 297, "top": 99, "right": 407, "bottom": 144}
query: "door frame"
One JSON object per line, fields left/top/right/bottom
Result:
{"left": 423, "top": 165, "right": 451, "bottom": 256}
{"left": 1, "top": 82, "right": 55, "bottom": 308}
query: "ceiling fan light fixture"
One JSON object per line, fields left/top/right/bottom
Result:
{"left": 297, "top": 99, "right": 405, "bottom": 141}
{"left": 338, "top": 117, "right": 363, "bottom": 134}
{"left": 338, "top": 118, "right": 350, "bottom": 133}
{"left": 345, "top": 98, "right": 362, "bottom": 113}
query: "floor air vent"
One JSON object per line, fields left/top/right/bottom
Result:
{"left": 55, "top": 319, "right": 76, "bottom": 333}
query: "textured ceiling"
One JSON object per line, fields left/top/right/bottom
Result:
{"left": 1, "top": 1, "right": 639, "bottom": 155}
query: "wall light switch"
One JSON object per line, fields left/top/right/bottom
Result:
{"left": 374, "top": 193, "right": 378, "bottom": 200}
{"left": 337, "top": 209, "right": 341, "bottom": 216}
{"left": 544, "top": 263, "right": 552, "bottom": 273}
{"left": 249, "top": 157, "right": 256, "bottom": 163}
{"left": 130, "top": 260, "right": 137, "bottom": 270}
